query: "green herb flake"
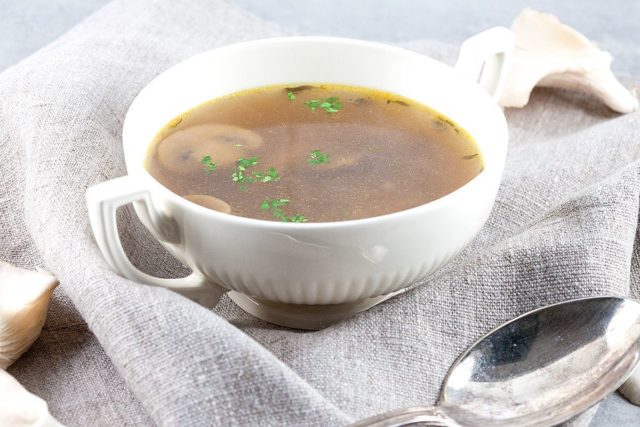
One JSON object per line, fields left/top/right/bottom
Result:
{"left": 231, "top": 157, "right": 257, "bottom": 189}
{"left": 304, "top": 96, "right": 343, "bottom": 114}
{"left": 304, "top": 99, "right": 322, "bottom": 110}
{"left": 254, "top": 167, "right": 280, "bottom": 183}
{"left": 287, "top": 91, "right": 296, "bottom": 101}
{"left": 200, "top": 155, "right": 217, "bottom": 172}
{"left": 287, "top": 214, "right": 307, "bottom": 223}
{"left": 232, "top": 157, "right": 280, "bottom": 190}
{"left": 260, "top": 198, "right": 307, "bottom": 223}
{"left": 308, "top": 149, "right": 330, "bottom": 165}
{"left": 233, "top": 144, "right": 244, "bottom": 148}
{"left": 233, "top": 157, "right": 258, "bottom": 178}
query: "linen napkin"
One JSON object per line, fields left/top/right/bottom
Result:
{"left": 2, "top": 0, "right": 639, "bottom": 425}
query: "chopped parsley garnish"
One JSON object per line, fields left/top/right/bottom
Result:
{"left": 304, "top": 96, "right": 343, "bottom": 113}
{"left": 305, "top": 100, "right": 322, "bottom": 110}
{"left": 232, "top": 157, "right": 280, "bottom": 190}
{"left": 287, "top": 214, "right": 307, "bottom": 223}
{"left": 308, "top": 149, "right": 330, "bottom": 165}
{"left": 260, "top": 198, "right": 307, "bottom": 223}
{"left": 261, "top": 198, "right": 288, "bottom": 214}
{"left": 232, "top": 157, "right": 258, "bottom": 185}
{"left": 200, "top": 155, "right": 217, "bottom": 172}
{"left": 287, "top": 91, "right": 296, "bottom": 101}
{"left": 254, "top": 167, "right": 280, "bottom": 183}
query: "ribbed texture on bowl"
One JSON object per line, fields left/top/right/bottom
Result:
{"left": 215, "top": 244, "right": 463, "bottom": 305}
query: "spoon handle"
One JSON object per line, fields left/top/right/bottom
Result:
{"left": 350, "top": 406, "right": 457, "bottom": 427}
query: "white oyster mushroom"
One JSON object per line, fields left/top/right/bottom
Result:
{"left": 500, "top": 9, "right": 639, "bottom": 113}
{"left": 0, "top": 262, "right": 58, "bottom": 369}
{"left": 0, "top": 370, "right": 64, "bottom": 427}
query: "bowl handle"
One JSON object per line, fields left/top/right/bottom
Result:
{"left": 455, "top": 26, "right": 514, "bottom": 100}
{"left": 86, "top": 176, "right": 226, "bottom": 308}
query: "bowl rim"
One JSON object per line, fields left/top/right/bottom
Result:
{"left": 125, "top": 36, "right": 509, "bottom": 230}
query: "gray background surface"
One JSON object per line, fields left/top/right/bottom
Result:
{"left": 1, "top": 1, "right": 638, "bottom": 425}
{"left": 2, "top": 0, "right": 639, "bottom": 75}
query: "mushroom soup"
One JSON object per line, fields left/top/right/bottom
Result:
{"left": 145, "top": 84, "right": 483, "bottom": 222}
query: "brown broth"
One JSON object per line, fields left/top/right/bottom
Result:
{"left": 145, "top": 84, "right": 483, "bottom": 222}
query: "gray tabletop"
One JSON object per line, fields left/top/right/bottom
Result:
{"left": 2, "top": 1, "right": 639, "bottom": 425}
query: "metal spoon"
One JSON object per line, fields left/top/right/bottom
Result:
{"left": 352, "top": 297, "right": 640, "bottom": 427}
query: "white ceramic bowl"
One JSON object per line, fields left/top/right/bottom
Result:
{"left": 87, "top": 28, "right": 512, "bottom": 329}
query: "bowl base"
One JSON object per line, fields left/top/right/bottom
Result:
{"left": 227, "top": 289, "right": 407, "bottom": 330}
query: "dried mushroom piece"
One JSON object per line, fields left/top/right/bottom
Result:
{"left": 184, "top": 194, "right": 232, "bottom": 214}
{"left": 0, "top": 370, "right": 64, "bottom": 426}
{"left": 157, "top": 124, "right": 263, "bottom": 174}
{"left": 0, "top": 262, "right": 58, "bottom": 369}
{"left": 500, "top": 9, "right": 639, "bottom": 113}
{"left": 324, "top": 155, "right": 360, "bottom": 169}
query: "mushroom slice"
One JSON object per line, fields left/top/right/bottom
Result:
{"left": 326, "top": 155, "right": 359, "bottom": 169}
{"left": 156, "top": 124, "right": 263, "bottom": 174}
{"left": 0, "top": 262, "right": 58, "bottom": 369}
{"left": 499, "top": 9, "right": 639, "bottom": 113}
{"left": 285, "top": 85, "right": 315, "bottom": 93}
{"left": 0, "top": 370, "right": 65, "bottom": 427}
{"left": 185, "top": 194, "right": 232, "bottom": 214}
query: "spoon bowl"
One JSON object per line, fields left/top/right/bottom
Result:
{"left": 354, "top": 297, "right": 640, "bottom": 427}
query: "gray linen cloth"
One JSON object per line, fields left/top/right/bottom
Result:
{"left": 2, "top": 0, "right": 639, "bottom": 425}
